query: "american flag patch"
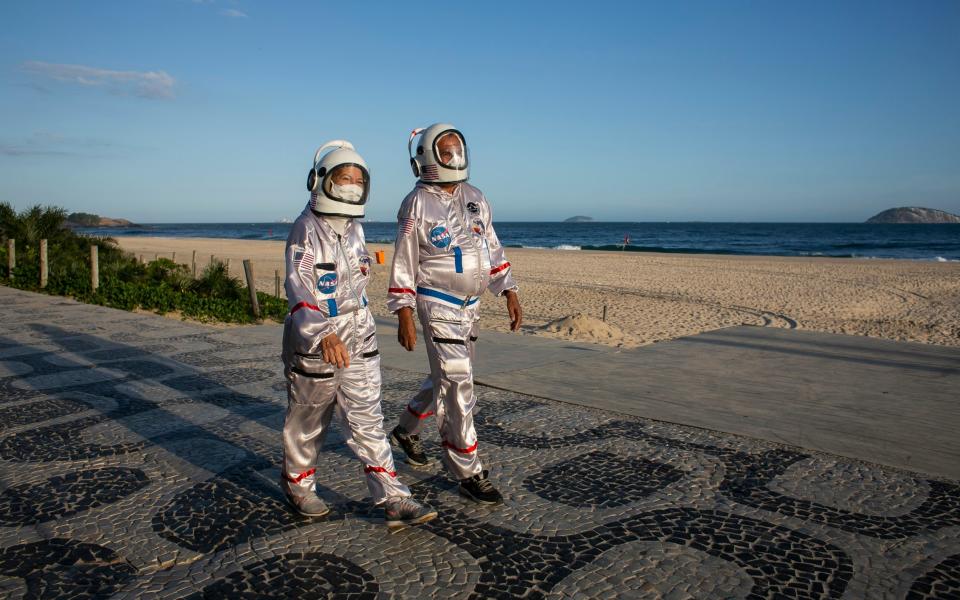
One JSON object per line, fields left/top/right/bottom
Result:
{"left": 398, "top": 217, "right": 415, "bottom": 236}
{"left": 310, "top": 192, "right": 319, "bottom": 210}
{"left": 294, "top": 247, "right": 314, "bottom": 275}
{"left": 421, "top": 164, "right": 439, "bottom": 181}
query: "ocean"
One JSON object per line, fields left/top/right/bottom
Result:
{"left": 75, "top": 221, "right": 960, "bottom": 261}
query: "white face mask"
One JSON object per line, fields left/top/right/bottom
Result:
{"left": 445, "top": 152, "right": 466, "bottom": 169}
{"left": 330, "top": 182, "right": 364, "bottom": 202}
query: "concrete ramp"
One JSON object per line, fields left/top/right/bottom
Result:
{"left": 376, "top": 318, "right": 960, "bottom": 479}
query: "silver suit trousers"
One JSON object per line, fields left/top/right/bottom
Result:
{"left": 282, "top": 310, "right": 410, "bottom": 504}
{"left": 398, "top": 298, "right": 484, "bottom": 479}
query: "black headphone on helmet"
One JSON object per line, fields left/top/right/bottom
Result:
{"left": 408, "top": 128, "right": 426, "bottom": 177}
{"left": 306, "top": 166, "right": 326, "bottom": 192}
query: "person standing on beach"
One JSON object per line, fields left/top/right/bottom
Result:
{"left": 388, "top": 123, "right": 522, "bottom": 504}
{"left": 281, "top": 140, "right": 436, "bottom": 529}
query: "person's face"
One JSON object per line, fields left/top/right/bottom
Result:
{"left": 436, "top": 133, "right": 465, "bottom": 165}
{"left": 330, "top": 165, "right": 365, "bottom": 187}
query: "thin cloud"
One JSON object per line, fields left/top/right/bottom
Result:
{"left": 220, "top": 8, "right": 248, "bottom": 18}
{"left": 0, "top": 146, "right": 74, "bottom": 157}
{"left": 21, "top": 81, "right": 53, "bottom": 94}
{"left": 1, "top": 131, "right": 120, "bottom": 158}
{"left": 21, "top": 61, "right": 176, "bottom": 100}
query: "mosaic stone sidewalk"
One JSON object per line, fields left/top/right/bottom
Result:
{"left": 0, "top": 287, "right": 958, "bottom": 599}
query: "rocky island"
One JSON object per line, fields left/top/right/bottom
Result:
{"left": 866, "top": 207, "right": 960, "bottom": 224}
{"left": 564, "top": 216, "right": 593, "bottom": 223}
{"left": 66, "top": 212, "right": 139, "bottom": 228}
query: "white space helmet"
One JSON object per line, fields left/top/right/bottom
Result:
{"left": 408, "top": 123, "right": 469, "bottom": 184}
{"left": 306, "top": 140, "right": 369, "bottom": 218}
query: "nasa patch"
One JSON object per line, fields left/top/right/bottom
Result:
{"left": 317, "top": 272, "right": 338, "bottom": 294}
{"left": 359, "top": 255, "right": 371, "bottom": 276}
{"left": 466, "top": 201, "right": 480, "bottom": 214}
{"left": 471, "top": 218, "right": 485, "bottom": 236}
{"left": 429, "top": 225, "right": 452, "bottom": 249}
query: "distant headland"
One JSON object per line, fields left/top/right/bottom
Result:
{"left": 564, "top": 216, "right": 593, "bottom": 223}
{"left": 65, "top": 212, "right": 140, "bottom": 228}
{"left": 866, "top": 207, "right": 960, "bottom": 224}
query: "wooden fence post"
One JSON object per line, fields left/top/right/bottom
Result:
{"left": 90, "top": 245, "right": 99, "bottom": 291}
{"left": 6, "top": 239, "right": 14, "bottom": 280}
{"left": 243, "top": 259, "right": 260, "bottom": 318}
{"left": 172, "top": 251, "right": 176, "bottom": 264}
{"left": 191, "top": 250, "right": 197, "bottom": 277}
{"left": 39, "top": 239, "right": 48, "bottom": 288}
{"left": 275, "top": 269, "right": 280, "bottom": 298}
{"left": 210, "top": 254, "right": 215, "bottom": 267}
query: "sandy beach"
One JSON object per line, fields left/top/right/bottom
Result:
{"left": 112, "top": 236, "right": 960, "bottom": 348}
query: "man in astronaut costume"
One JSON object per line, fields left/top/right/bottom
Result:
{"left": 388, "top": 124, "right": 522, "bottom": 504}
{"left": 281, "top": 140, "right": 436, "bottom": 529}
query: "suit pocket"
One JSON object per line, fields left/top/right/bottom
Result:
{"left": 291, "top": 353, "right": 335, "bottom": 379}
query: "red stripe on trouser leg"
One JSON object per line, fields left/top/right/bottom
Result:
{"left": 363, "top": 466, "right": 398, "bottom": 477}
{"left": 442, "top": 440, "right": 478, "bottom": 454}
{"left": 286, "top": 468, "right": 315, "bottom": 483}
{"left": 388, "top": 287, "right": 417, "bottom": 295}
{"left": 407, "top": 405, "right": 434, "bottom": 419}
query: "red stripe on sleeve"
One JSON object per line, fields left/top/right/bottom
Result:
{"left": 290, "top": 301, "right": 321, "bottom": 315}
{"left": 489, "top": 262, "right": 511, "bottom": 275}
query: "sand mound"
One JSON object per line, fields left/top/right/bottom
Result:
{"left": 538, "top": 313, "right": 625, "bottom": 344}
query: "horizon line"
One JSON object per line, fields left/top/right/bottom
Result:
{"left": 82, "top": 219, "right": 956, "bottom": 225}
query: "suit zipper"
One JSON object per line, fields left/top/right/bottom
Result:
{"left": 452, "top": 199, "right": 483, "bottom": 297}
{"left": 338, "top": 233, "right": 363, "bottom": 354}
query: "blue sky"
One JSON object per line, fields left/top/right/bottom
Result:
{"left": 1, "top": 1, "right": 958, "bottom": 223}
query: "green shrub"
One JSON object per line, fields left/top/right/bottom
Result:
{"left": 1, "top": 203, "right": 71, "bottom": 251}
{"left": 191, "top": 260, "right": 243, "bottom": 300}
{"left": 146, "top": 258, "right": 187, "bottom": 283}
{"left": 2, "top": 203, "right": 285, "bottom": 324}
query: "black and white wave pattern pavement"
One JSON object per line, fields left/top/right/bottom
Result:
{"left": 0, "top": 288, "right": 958, "bottom": 599}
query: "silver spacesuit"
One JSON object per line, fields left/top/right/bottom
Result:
{"left": 387, "top": 124, "right": 518, "bottom": 483}
{"left": 281, "top": 140, "right": 411, "bottom": 510}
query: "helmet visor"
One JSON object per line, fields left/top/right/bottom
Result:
{"left": 432, "top": 130, "right": 468, "bottom": 170}
{"left": 323, "top": 163, "right": 369, "bottom": 205}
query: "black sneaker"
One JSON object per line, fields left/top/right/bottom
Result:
{"left": 390, "top": 426, "right": 432, "bottom": 467}
{"left": 459, "top": 470, "right": 503, "bottom": 505}
{"left": 384, "top": 497, "right": 438, "bottom": 531}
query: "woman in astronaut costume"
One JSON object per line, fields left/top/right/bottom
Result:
{"left": 387, "top": 124, "right": 522, "bottom": 504}
{"left": 281, "top": 140, "right": 436, "bottom": 529}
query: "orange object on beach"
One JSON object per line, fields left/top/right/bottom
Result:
{"left": 375, "top": 250, "right": 385, "bottom": 264}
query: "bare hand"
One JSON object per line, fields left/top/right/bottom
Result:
{"left": 397, "top": 307, "right": 417, "bottom": 351}
{"left": 505, "top": 290, "right": 522, "bottom": 331}
{"left": 321, "top": 332, "right": 350, "bottom": 368}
